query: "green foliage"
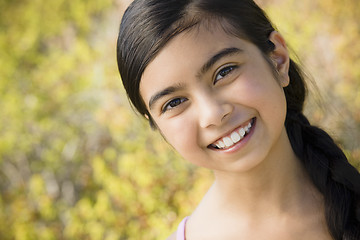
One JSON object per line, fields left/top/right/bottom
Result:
{"left": 0, "top": 0, "right": 359, "bottom": 239}
{"left": 0, "top": 1, "right": 212, "bottom": 238}
{"left": 263, "top": 0, "right": 360, "bottom": 160}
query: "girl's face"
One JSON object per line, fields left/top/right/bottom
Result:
{"left": 140, "top": 25, "right": 290, "bottom": 173}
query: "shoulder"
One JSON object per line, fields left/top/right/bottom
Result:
{"left": 166, "top": 231, "right": 177, "bottom": 240}
{"left": 166, "top": 216, "right": 189, "bottom": 240}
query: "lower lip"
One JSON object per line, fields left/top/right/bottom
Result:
{"left": 214, "top": 118, "right": 256, "bottom": 154}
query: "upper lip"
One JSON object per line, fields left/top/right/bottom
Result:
{"left": 206, "top": 118, "right": 254, "bottom": 147}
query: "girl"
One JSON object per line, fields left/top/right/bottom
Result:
{"left": 116, "top": 0, "right": 360, "bottom": 239}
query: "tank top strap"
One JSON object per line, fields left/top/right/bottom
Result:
{"left": 176, "top": 216, "right": 189, "bottom": 240}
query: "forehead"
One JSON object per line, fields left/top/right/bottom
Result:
{"left": 149, "top": 22, "right": 245, "bottom": 65}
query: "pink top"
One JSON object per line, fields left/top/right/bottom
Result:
{"left": 176, "top": 216, "right": 189, "bottom": 240}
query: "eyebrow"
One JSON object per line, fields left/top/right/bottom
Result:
{"left": 148, "top": 85, "right": 184, "bottom": 110}
{"left": 198, "top": 47, "right": 243, "bottom": 78}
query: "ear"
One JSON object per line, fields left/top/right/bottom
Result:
{"left": 268, "top": 31, "right": 290, "bottom": 87}
{"left": 144, "top": 113, "right": 158, "bottom": 130}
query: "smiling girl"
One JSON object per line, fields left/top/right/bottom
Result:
{"left": 116, "top": 0, "right": 360, "bottom": 239}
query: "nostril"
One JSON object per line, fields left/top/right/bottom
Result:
{"left": 221, "top": 112, "right": 230, "bottom": 122}
{"left": 220, "top": 103, "right": 233, "bottom": 123}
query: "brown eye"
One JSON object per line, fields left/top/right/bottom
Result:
{"left": 162, "top": 97, "right": 188, "bottom": 113}
{"left": 214, "top": 65, "right": 238, "bottom": 84}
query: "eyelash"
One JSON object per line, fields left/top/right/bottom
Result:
{"left": 214, "top": 65, "right": 238, "bottom": 84}
{"left": 162, "top": 97, "right": 188, "bottom": 113}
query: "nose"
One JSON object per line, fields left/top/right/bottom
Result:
{"left": 197, "top": 93, "right": 233, "bottom": 128}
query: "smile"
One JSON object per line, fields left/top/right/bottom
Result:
{"left": 209, "top": 118, "right": 255, "bottom": 150}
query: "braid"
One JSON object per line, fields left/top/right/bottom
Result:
{"left": 286, "top": 111, "right": 360, "bottom": 240}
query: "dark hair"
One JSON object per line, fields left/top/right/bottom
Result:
{"left": 117, "top": 0, "right": 360, "bottom": 239}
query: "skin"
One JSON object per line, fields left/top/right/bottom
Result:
{"left": 140, "top": 24, "right": 332, "bottom": 239}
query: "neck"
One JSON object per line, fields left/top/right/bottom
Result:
{"left": 209, "top": 129, "right": 320, "bottom": 217}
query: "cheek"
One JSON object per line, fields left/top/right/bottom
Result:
{"left": 235, "top": 70, "right": 287, "bottom": 128}
{"left": 157, "top": 117, "right": 198, "bottom": 155}
{"left": 245, "top": 67, "right": 286, "bottom": 109}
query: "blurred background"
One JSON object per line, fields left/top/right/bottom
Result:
{"left": 0, "top": 0, "right": 359, "bottom": 239}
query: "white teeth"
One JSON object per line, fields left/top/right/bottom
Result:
{"left": 239, "top": 128, "right": 246, "bottom": 137}
{"left": 212, "top": 119, "right": 254, "bottom": 150}
{"left": 223, "top": 137, "right": 233, "bottom": 147}
{"left": 231, "top": 132, "right": 240, "bottom": 142}
{"left": 245, "top": 122, "right": 252, "bottom": 133}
